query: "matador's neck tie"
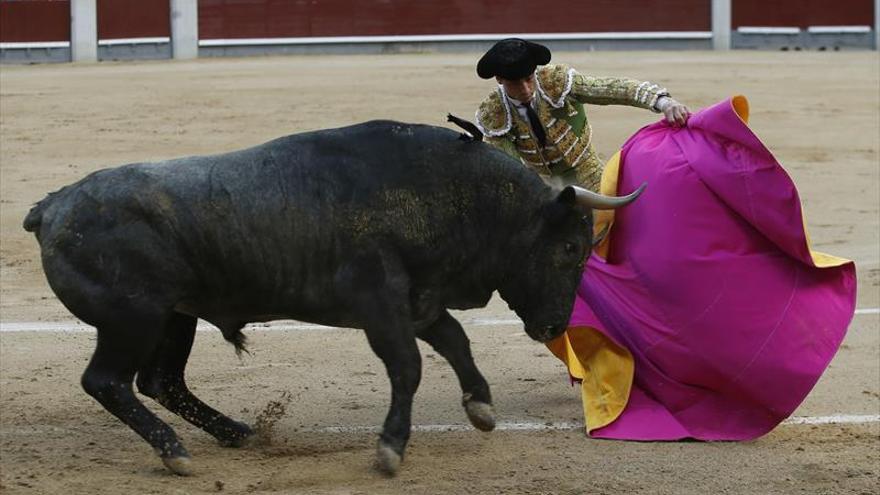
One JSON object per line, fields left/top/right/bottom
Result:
{"left": 523, "top": 101, "right": 547, "bottom": 148}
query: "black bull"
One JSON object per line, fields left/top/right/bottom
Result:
{"left": 23, "top": 121, "right": 642, "bottom": 476}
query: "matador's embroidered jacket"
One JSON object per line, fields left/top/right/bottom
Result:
{"left": 475, "top": 64, "right": 669, "bottom": 191}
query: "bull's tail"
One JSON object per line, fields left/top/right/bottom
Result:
{"left": 23, "top": 187, "right": 68, "bottom": 235}
{"left": 23, "top": 199, "right": 50, "bottom": 233}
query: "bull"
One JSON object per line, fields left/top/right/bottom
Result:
{"left": 23, "top": 120, "right": 642, "bottom": 476}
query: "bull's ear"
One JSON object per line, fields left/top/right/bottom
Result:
{"left": 543, "top": 187, "right": 577, "bottom": 225}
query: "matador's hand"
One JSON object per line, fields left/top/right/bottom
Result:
{"left": 656, "top": 96, "right": 690, "bottom": 127}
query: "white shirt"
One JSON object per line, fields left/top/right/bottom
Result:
{"left": 506, "top": 94, "right": 536, "bottom": 124}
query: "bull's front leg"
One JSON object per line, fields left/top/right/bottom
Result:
{"left": 416, "top": 311, "right": 495, "bottom": 432}
{"left": 363, "top": 321, "right": 421, "bottom": 476}
{"left": 338, "top": 252, "right": 421, "bottom": 476}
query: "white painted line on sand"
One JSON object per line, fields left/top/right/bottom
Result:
{"left": 782, "top": 414, "right": 880, "bottom": 425}
{"left": 308, "top": 415, "right": 880, "bottom": 434}
{"left": 5, "top": 415, "right": 876, "bottom": 437}
{"left": 0, "top": 318, "right": 520, "bottom": 333}
{"left": 1, "top": 309, "right": 877, "bottom": 333}
{"left": 313, "top": 421, "right": 581, "bottom": 434}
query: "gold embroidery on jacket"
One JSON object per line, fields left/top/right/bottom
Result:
{"left": 479, "top": 64, "right": 667, "bottom": 191}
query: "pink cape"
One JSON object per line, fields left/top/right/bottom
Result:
{"left": 566, "top": 96, "right": 856, "bottom": 440}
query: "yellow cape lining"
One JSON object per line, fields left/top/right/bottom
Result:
{"left": 544, "top": 150, "right": 633, "bottom": 433}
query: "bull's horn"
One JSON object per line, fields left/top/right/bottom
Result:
{"left": 572, "top": 182, "right": 647, "bottom": 210}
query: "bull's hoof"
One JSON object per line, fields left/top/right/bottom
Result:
{"left": 162, "top": 455, "right": 194, "bottom": 476}
{"left": 464, "top": 399, "right": 496, "bottom": 432}
{"left": 218, "top": 422, "right": 256, "bottom": 448}
{"left": 375, "top": 441, "right": 401, "bottom": 477}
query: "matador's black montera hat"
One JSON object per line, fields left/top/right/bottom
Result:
{"left": 476, "top": 38, "right": 551, "bottom": 80}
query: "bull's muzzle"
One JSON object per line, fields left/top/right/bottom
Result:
{"left": 527, "top": 323, "right": 567, "bottom": 343}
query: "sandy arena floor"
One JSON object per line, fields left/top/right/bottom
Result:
{"left": 1, "top": 51, "right": 878, "bottom": 494}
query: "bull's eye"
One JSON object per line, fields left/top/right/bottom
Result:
{"left": 564, "top": 242, "right": 577, "bottom": 254}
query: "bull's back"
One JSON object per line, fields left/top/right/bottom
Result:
{"left": 28, "top": 120, "right": 519, "bottom": 239}
{"left": 149, "top": 120, "right": 523, "bottom": 257}
{"left": 24, "top": 121, "right": 537, "bottom": 322}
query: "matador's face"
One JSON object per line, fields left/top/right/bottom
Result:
{"left": 497, "top": 72, "right": 536, "bottom": 103}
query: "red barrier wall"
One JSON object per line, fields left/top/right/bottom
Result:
{"left": 97, "top": 0, "right": 169, "bottom": 40}
{"left": 0, "top": 0, "right": 69, "bottom": 43}
{"left": 197, "top": 0, "right": 711, "bottom": 40}
{"left": 733, "top": 0, "right": 874, "bottom": 28}
{"left": 2, "top": 0, "right": 876, "bottom": 44}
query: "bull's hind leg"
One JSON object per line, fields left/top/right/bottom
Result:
{"left": 416, "top": 311, "right": 495, "bottom": 431}
{"left": 136, "top": 312, "right": 254, "bottom": 448}
{"left": 81, "top": 322, "right": 193, "bottom": 475}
